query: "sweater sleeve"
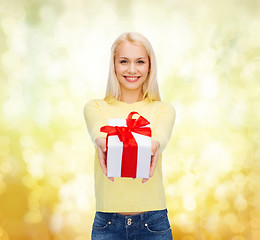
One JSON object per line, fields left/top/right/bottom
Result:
{"left": 83, "top": 99, "right": 107, "bottom": 146}
{"left": 152, "top": 103, "right": 176, "bottom": 154}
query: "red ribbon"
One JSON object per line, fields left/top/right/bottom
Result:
{"left": 100, "top": 112, "right": 151, "bottom": 178}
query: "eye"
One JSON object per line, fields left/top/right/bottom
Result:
{"left": 137, "top": 60, "right": 145, "bottom": 64}
{"left": 120, "top": 60, "right": 127, "bottom": 64}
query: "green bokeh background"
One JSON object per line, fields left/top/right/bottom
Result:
{"left": 0, "top": 0, "right": 260, "bottom": 239}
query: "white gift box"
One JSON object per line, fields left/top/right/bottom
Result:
{"left": 106, "top": 119, "right": 151, "bottom": 178}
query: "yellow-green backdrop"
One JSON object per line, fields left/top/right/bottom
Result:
{"left": 0, "top": 0, "right": 259, "bottom": 239}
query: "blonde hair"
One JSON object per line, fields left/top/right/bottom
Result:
{"left": 104, "top": 32, "right": 161, "bottom": 102}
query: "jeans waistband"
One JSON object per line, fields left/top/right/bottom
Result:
{"left": 96, "top": 209, "right": 168, "bottom": 224}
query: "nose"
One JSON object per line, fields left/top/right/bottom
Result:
{"left": 128, "top": 63, "right": 137, "bottom": 74}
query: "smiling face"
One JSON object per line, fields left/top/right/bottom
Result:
{"left": 114, "top": 41, "right": 150, "bottom": 97}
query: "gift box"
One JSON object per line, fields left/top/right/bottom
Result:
{"left": 100, "top": 112, "right": 152, "bottom": 178}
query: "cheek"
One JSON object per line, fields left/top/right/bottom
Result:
{"left": 115, "top": 64, "right": 125, "bottom": 75}
{"left": 141, "top": 65, "right": 149, "bottom": 76}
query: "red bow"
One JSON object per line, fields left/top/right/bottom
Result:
{"left": 100, "top": 112, "right": 151, "bottom": 178}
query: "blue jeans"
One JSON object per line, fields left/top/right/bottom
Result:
{"left": 91, "top": 209, "right": 173, "bottom": 240}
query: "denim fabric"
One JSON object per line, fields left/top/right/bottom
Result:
{"left": 91, "top": 209, "right": 173, "bottom": 240}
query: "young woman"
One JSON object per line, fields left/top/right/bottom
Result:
{"left": 84, "top": 32, "right": 176, "bottom": 240}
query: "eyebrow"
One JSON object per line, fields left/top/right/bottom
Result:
{"left": 119, "top": 57, "right": 147, "bottom": 60}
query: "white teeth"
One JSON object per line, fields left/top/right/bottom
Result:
{"left": 125, "top": 77, "right": 139, "bottom": 80}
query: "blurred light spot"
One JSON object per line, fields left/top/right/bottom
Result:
{"left": 0, "top": 227, "right": 9, "bottom": 240}
{"left": 0, "top": 136, "right": 10, "bottom": 157}
{"left": 166, "top": 185, "right": 176, "bottom": 197}
{"left": 2, "top": 97, "right": 25, "bottom": 119}
{"left": 199, "top": 72, "right": 219, "bottom": 99}
{"left": 231, "top": 221, "right": 245, "bottom": 234}
{"left": 0, "top": 136, "right": 10, "bottom": 146}
{"left": 179, "top": 60, "right": 193, "bottom": 78}
{"left": 0, "top": 181, "right": 7, "bottom": 195}
{"left": 67, "top": 213, "right": 81, "bottom": 226}
{"left": 234, "top": 195, "right": 247, "bottom": 211}
{"left": 218, "top": 200, "right": 230, "bottom": 211}
{"left": 191, "top": 101, "right": 222, "bottom": 127}
{"left": 248, "top": 20, "right": 260, "bottom": 47}
{"left": 53, "top": 141, "right": 67, "bottom": 154}
{"left": 22, "top": 175, "right": 37, "bottom": 189}
{"left": 1, "top": 16, "right": 17, "bottom": 34}
{"left": 22, "top": 149, "right": 34, "bottom": 164}
{"left": 176, "top": 213, "right": 194, "bottom": 233}
{"left": 39, "top": 4, "right": 56, "bottom": 23}
{"left": 171, "top": 160, "right": 182, "bottom": 173}
{"left": 231, "top": 52, "right": 245, "bottom": 67}
{"left": 26, "top": 153, "right": 45, "bottom": 178}
{"left": 224, "top": 213, "right": 238, "bottom": 227}
{"left": 228, "top": 102, "right": 246, "bottom": 126}
{"left": 215, "top": 184, "right": 229, "bottom": 201}
{"left": 49, "top": 176, "right": 62, "bottom": 187}
{"left": 59, "top": 174, "right": 92, "bottom": 213}
{"left": 232, "top": 173, "right": 247, "bottom": 191}
{"left": 183, "top": 194, "right": 197, "bottom": 211}
{"left": 232, "top": 236, "right": 245, "bottom": 240}
{"left": 181, "top": 236, "right": 194, "bottom": 240}
{"left": 53, "top": 235, "right": 66, "bottom": 240}
{"left": 34, "top": 101, "right": 52, "bottom": 126}
{"left": 196, "top": 50, "right": 216, "bottom": 72}
{"left": 168, "top": 198, "right": 179, "bottom": 211}
{"left": 24, "top": 210, "right": 42, "bottom": 224}
{"left": 75, "top": 236, "right": 88, "bottom": 240}
{"left": 178, "top": 174, "right": 196, "bottom": 194}
{"left": 69, "top": 79, "right": 87, "bottom": 98}
{"left": 249, "top": 84, "right": 260, "bottom": 99}
{"left": 241, "top": 62, "right": 257, "bottom": 80}
{"left": 45, "top": 62, "right": 63, "bottom": 82}
{"left": 250, "top": 216, "right": 260, "bottom": 228}
{"left": 20, "top": 135, "right": 34, "bottom": 147}
{"left": 164, "top": 155, "right": 181, "bottom": 177}
{"left": 205, "top": 214, "right": 220, "bottom": 232}
{"left": 1, "top": 51, "right": 20, "bottom": 69}
{"left": 50, "top": 84, "right": 65, "bottom": 98}
{"left": 251, "top": 229, "right": 260, "bottom": 240}
{"left": 201, "top": 141, "right": 232, "bottom": 173}
{"left": 28, "top": 195, "right": 40, "bottom": 210}
{"left": 57, "top": 100, "right": 74, "bottom": 117}
{"left": 50, "top": 213, "right": 63, "bottom": 233}
{"left": 0, "top": 162, "right": 12, "bottom": 174}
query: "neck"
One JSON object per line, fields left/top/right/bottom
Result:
{"left": 120, "top": 88, "right": 143, "bottom": 104}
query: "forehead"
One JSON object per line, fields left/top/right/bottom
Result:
{"left": 115, "top": 42, "right": 148, "bottom": 58}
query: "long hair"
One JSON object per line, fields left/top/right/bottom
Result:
{"left": 104, "top": 32, "right": 161, "bottom": 102}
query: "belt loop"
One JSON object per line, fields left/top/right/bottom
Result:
{"left": 140, "top": 211, "right": 144, "bottom": 223}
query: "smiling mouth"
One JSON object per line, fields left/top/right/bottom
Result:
{"left": 124, "top": 76, "right": 141, "bottom": 82}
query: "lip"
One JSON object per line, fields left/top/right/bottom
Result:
{"left": 123, "top": 76, "right": 141, "bottom": 82}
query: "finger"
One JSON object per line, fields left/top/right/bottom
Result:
{"left": 99, "top": 159, "right": 107, "bottom": 176}
{"left": 149, "top": 150, "right": 159, "bottom": 178}
{"left": 96, "top": 138, "right": 107, "bottom": 152}
{"left": 142, "top": 178, "right": 148, "bottom": 184}
{"left": 108, "top": 177, "right": 114, "bottom": 182}
{"left": 98, "top": 147, "right": 107, "bottom": 176}
{"left": 100, "top": 143, "right": 106, "bottom": 153}
{"left": 151, "top": 140, "right": 160, "bottom": 156}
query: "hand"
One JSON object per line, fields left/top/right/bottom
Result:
{"left": 95, "top": 137, "right": 114, "bottom": 182}
{"left": 142, "top": 140, "right": 160, "bottom": 184}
